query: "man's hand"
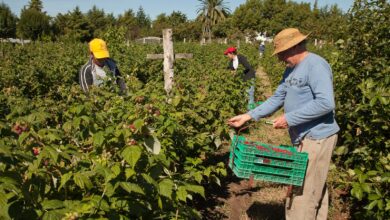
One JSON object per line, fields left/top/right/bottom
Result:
{"left": 273, "top": 114, "right": 288, "bottom": 129}
{"left": 228, "top": 114, "right": 252, "bottom": 128}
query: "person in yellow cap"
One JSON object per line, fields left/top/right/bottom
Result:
{"left": 228, "top": 28, "right": 339, "bottom": 220}
{"left": 79, "top": 38, "right": 127, "bottom": 94}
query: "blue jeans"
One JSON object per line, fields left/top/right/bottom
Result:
{"left": 246, "top": 79, "right": 255, "bottom": 109}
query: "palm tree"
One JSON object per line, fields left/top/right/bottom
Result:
{"left": 197, "top": 0, "right": 230, "bottom": 41}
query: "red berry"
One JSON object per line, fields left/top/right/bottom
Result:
{"left": 128, "top": 124, "right": 136, "bottom": 132}
{"left": 32, "top": 147, "right": 40, "bottom": 156}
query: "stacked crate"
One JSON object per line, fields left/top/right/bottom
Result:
{"left": 229, "top": 135, "right": 308, "bottom": 186}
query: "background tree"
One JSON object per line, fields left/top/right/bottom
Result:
{"left": 196, "top": 0, "right": 230, "bottom": 41}
{"left": 117, "top": 9, "right": 138, "bottom": 40}
{"left": 151, "top": 11, "right": 189, "bottom": 39}
{"left": 0, "top": 3, "right": 18, "bottom": 38}
{"left": 28, "top": 0, "right": 43, "bottom": 11}
{"left": 136, "top": 7, "right": 151, "bottom": 37}
{"left": 53, "top": 7, "right": 91, "bottom": 42}
{"left": 16, "top": 0, "right": 50, "bottom": 40}
{"left": 86, "top": 6, "right": 115, "bottom": 38}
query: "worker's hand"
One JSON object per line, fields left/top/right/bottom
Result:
{"left": 273, "top": 114, "right": 288, "bottom": 129}
{"left": 227, "top": 114, "right": 252, "bottom": 128}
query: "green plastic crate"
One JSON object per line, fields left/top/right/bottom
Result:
{"left": 229, "top": 135, "right": 308, "bottom": 186}
{"left": 248, "top": 101, "right": 264, "bottom": 110}
{"left": 231, "top": 149, "right": 307, "bottom": 170}
{"left": 230, "top": 136, "right": 308, "bottom": 161}
{"left": 232, "top": 165, "right": 304, "bottom": 186}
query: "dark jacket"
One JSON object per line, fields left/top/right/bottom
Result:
{"left": 227, "top": 54, "right": 256, "bottom": 81}
{"left": 79, "top": 58, "right": 127, "bottom": 94}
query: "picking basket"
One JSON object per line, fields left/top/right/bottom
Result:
{"left": 229, "top": 135, "right": 308, "bottom": 186}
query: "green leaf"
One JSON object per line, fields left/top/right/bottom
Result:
{"left": 42, "top": 210, "right": 63, "bottom": 220}
{"left": 59, "top": 172, "right": 72, "bottom": 190}
{"left": 368, "top": 193, "right": 380, "bottom": 200}
{"left": 351, "top": 185, "right": 363, "bottom": 201}
{"left": 73, "top": 173, "right": 92, "bottom": 190}
{"left": 158, "top": 179, "right": 174, "bottom": 199}
{"left": 366, "top": 200, "right": 378, "bottom": 210}
{"left": 361, "top": 183, "right": 371, "bottom": 193}
{"left": 111, "top": 163, "right": 121, "bottom": 177}
{"left": 18, "top": 131, "right": 30, "bottom": 144}
{"left": 185, "top": 184, "right": 205, "bottom": 198}
{"left": 120, "top": 182, "right": 145, "bottom": 195}
{"left": 0, "top": 191, "right": 7, "bottom": 209}
{"left": 125, "top": 168, "right": 135, "bottom": 179}
{"left": 93, "top": 131, "right": 105, "bottom": 147}
{"left": 121, "top": 146, "right": 142, "bottom": 168}
{"left": 141, "top": 173, "right": 158, "bottom": 187}
{"left": 133, "top": 119, "right": 144, "bottom": 130}
{"left": 41, "top": 199, "right": 64, "bottom": 210}
{"left": 42, "top": 146, "right": 59, "bottom": 162}
{"left": 176, "top": 186, "right": 187, "bottom": 202}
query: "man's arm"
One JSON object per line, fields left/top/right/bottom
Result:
{"left": 248, "top": 81, "right": 286, "bottom": 120}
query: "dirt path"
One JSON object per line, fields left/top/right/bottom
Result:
{"left": 255, "top": 66, "right": 273, "bottom": 99}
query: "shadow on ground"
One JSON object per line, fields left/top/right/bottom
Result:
{"left": 246, "top": 201, "right": 285, "bottom": 220}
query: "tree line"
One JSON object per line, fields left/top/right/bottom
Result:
{"left": 1, "top": 0, "right": 348, "bottom": 42}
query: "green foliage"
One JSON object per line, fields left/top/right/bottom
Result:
{"left": 332, "top": 0, "right": 389, "bottom": 218}
{"left": 17, "top": 7, "right": 50, "bottom": 40}
{"left": 86, "top": 6, "right": 116, "bottom": 38}
{"left": 0, "top": 40, "right": 259, "bottom": 218}
{"left": 232, "top": 0, "right": 347, "bottom": 40}
{"left": 0, "top": 3, "right": 18, "bottom": 38}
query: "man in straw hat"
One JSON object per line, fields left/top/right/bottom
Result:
{"left": 79, "top": 38, "right": 127, "bottom": 95}
{"left": 228, "top": 28, "right": 339, "bottom": 220}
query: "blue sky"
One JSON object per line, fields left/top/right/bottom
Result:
{"left": 3, "top": 0, "right": 354, "bottom": 20}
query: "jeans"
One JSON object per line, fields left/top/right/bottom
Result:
{"left": 246, "top": 79, "right": 255, "bottom": 109}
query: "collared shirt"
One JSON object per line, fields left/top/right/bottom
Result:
{"left": 79, "top": 58, "right": 127, "bottom": 94}
{"left": 232, "top": 56, "right": 239, "bottom": 70}
{"left": 91, "top": 63, "right": 107, "bottom": 86}
{"left": 248, "top": 53, "right": 339, "bottom": 144}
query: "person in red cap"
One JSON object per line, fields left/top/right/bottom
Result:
{"left": 224, "top": 47, "right": 256, "bottom": 109}
{"left": 79, "top": 38, "right": 127, "bottom": 95}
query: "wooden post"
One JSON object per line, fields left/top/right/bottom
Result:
{"left": 163, "top": 29, "right": 174, "bottom": 94}
{"left": 146, "top": 29, "right": 193, "bottom": 95}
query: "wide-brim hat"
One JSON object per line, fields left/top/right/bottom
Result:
{"left": 89, "top": 38, "right": 110, "bottom": 59}
{"left": 272, "top": 28, "right": 310, "bottom": 55}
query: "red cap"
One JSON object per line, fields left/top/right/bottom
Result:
{"left": 224, "top": 47, "right": 237, "bottom": 55}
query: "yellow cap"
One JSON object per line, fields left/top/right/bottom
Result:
{"left": 89, "top": 38, "right": 109, "bottom": 58}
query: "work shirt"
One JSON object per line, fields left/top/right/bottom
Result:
{"left": 227, "top": 54, "right": 256, "bottom": 81}
{"left": 248, "top": 53, "right": 339, "bottom": 144}
{"left": 79, "top": 58, "right": 127, "bottom": 94}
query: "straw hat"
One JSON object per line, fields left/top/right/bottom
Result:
{"left": 272, "top": 28, "right": 309, "bottom": 55}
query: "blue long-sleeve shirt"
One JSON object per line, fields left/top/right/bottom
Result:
{"left": 248, "top": 53, "right": 339, "bottom": 144}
